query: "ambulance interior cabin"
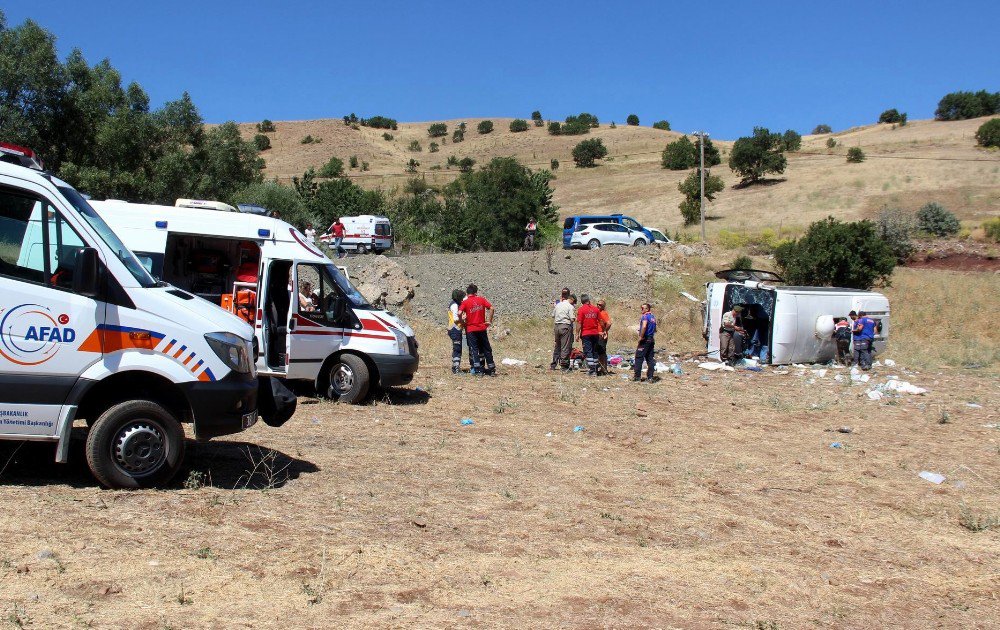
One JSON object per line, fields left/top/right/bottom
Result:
{"left": 136, "top": 234, "right": 262, "bottom": 325}
{"left": 720, "top": 283, "right": 776, "bottom": 362}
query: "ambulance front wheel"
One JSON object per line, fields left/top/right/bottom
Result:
{"left": 325, "top": 354, "right": 370, "bottom": 404}
{"left": 85, "top": 400, "right": 185, "bottom": 489}
{"left": 357, "top": 244, "right": 368, "bottom": 255}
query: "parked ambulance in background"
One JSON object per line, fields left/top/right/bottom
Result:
{"left": 90, "top": 201, "right": 418, "bottom": 404}
{"left": 0, "top": 143, "right": 294, "bottom": 489}
{"left": 319, "top": 215, "right": 393, "bottom": 254}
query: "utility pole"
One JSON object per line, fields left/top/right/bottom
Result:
{"left": 692, "top": 131, "right": 709, "bottom": 241}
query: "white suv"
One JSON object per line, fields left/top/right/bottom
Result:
{"left": 570, "top": 223, "right": 648, "bottom": 249}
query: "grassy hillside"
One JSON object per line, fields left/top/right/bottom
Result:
{"left": 240, "top": 116, "right": 1000, "bottom": 237}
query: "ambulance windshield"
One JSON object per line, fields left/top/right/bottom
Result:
{"left": 327, "top": 264, "right": 371, "bottom": 308}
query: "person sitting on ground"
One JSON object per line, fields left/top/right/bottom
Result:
{"left": 576, "top": 294, "right": 603, "bottom": 377}
{"left": 447, "top": 289, "right": 466, "bottom": 374}
{"left": 833, "top": 316, "right": 853, "bottom": 366}
{"left": 633, "top": 303, "right": 657, "bottom": 382}
{"left": 596, "top": 298, "right": 612, "bottom": 374}
{"left": 720, "top": 305, "right": 745, "bottom": 365}
{"left": 551, "top": 288, "right": 575, "bottom": 371}
{"left": 459, "top": 284, "right": 496, "bottom": 376}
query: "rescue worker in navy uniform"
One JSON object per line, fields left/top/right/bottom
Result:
{"left": 852, "top": 310, "right": 877, "bottom": 370}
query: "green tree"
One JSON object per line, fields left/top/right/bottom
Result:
{"left": 652, "top": 120, "right": 671, "bottom": 131}
{"left": 812, "top": 124, "right": 832, "bottom": 134}
{"left": 878, "top": 108, "right": 905, "bottom": 124}
{"left": 572, "top": 138, "right": 608, "bottom": 167}
{"left": 677, "top": 169, "right": 724, "bottom": 226}
{"left": 253, "top": 134, "right": 271, "bottom": 151}
{"left": 318, "top": 156, "right": 344, "bottom": 177}
{"left": 408, "top": 139, "right": 422, "bottom": 152}
{"left": 547, "top": 121, "right": 562, "bottom": 135}
{"left": 915, "top": 202, "right": 960, "bottom": 236}
{"left": 382, "top": 132, "right": 393, "bottom": 141}
{"left": 846, "top": 147, "right": 865, "bottom": 163}
{"left": 531, "top": 110, "right": 543, "bottom": 127}
{"left": 193, "top": 121, "right": 263, "bottom": 201}
{"left": 428, "top": 122, "right": 447, "bottom": 137}
{"left": 695, "top": 137, "right": 722, "bottom": 167}
{"left": 661, "top": 136, "right": 697, "bottom": 170}
{"left": 477, "top": 120, "right": 494, "bottom": 134}
{"left": 935, "top": 90, "right": 1000, "bottom": 121}
{"left": 781, "top": 129, "right": 802, "bottom": 152}
{"left": 429, "top": 142, "right": 439, "bottom": 152}
{"left": 975, "top": 118, "right": 1000, "bottom": 148}
{"left": 406, "top": 158, "right": 419, "bottom": 173}
{"left": 550, "top": 158, "right": 559, "bottom": 170}
{"left": 626, "top": 114, "right": 639, "bottom": 126}
{"left": 774, "top": 218, "right": 896, "bottom": 289}
{"left": 349, "top": 155, "right": 359, "bottom": 168}
{"left": 509, "top": 118, "right": 529, "bottom": 132}
{"left": 728, "top": 127, "right": 787, "bottom": 185}
{"left": 458, "top": 157, "right": 476, "bottom": 173}
{"left": 452, "top": 128, "right": 465, "bottom": 143}
{"left": 256, "top": 119, "right": 275, "bottom": 132}
{"left": 826, "top": 137, "right": 837, "bottom": 149}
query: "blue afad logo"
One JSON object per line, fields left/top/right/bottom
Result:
{"left": 0, "top": 304, "right": 77, "bottom": 366}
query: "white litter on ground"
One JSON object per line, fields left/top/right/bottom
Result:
{"left": 654, "top": 362, "right": 670, "bottom": 373}
{"left": 919, "top": 471, "right": 946, "bottom": 484}
{"left": 867, "top": 390, "right": 884, "bottom": 400}
{"left": 698, "top": 362, "right": 735, "bottom": 372}
{"left": 501, "top": 358, "right": 527, "bottom": 366}
{"left": 884, "top": 359, "right": 896, "bottom": 367}
{"left": 812, "top": 369, "right": 828, "bottom": 378}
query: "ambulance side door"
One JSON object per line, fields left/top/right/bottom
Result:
{"left": 0, "top": 183, "right": 106, "bottom": 437}
{"left": 286, "top": 261, "right": 342, "bottom": 380}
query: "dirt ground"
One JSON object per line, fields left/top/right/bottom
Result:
{"left": 2, "top": 346, "right": 998, "bottom": 628}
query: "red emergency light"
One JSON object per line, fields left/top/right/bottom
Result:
{"left": 0, "top": 142, "right": 45, "bottom": 171}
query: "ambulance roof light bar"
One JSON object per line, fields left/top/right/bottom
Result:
{"left": 0, "top": 142, "right": 45, "bottom": 171}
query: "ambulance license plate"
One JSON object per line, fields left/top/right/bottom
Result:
{"left": 241, "top": 410, "right": 259, "bottom": 429}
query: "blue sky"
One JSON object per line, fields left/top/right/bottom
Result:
{"left": 5, "top": 1, "right": 998, "bottom": 139}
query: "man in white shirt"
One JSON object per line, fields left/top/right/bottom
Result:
{"left": 304, "top": 223, "right": 316, "bottom": 243}
{"left": 551, "top": 289, "right": 576, "bottom": 371}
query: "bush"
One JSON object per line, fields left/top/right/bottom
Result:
{"left": 572, "top": 138, "right": 608, "bottom": 168}
{"left": 382, "top": 132, "right": 394, "bottom": 141}
{"left": 509, "top": 118, "right": 529, "bottom": 132}
{"left": 363, "top": 115, "right": 397, "bottom": 130}
{"left": 728, "top": 127, "right": 787, "bottom": 185}
{"left": 429, "top": 142, "right": 439, "bottom": 153}
{"left": 477, "top": 120, "right": 494, "bottom": 134}
{"left": 452, "top": 129, "right": 464, "bottom": 143}
{"left": 301, "top": 135, "right": 316, "bottom": 144}
{"left": 983, "top": 217, "right": 1000, "bottom": 242}
{"left": 253, "top": 134, "right": 271, "bottom": 151}
{"left": 878, "top": 108, "right": 905, "bottom": 124}
{"left": 661, "top": 136, "right": 696, "bottom": 170}
{"left": 349, "top": 155, "right": 359, "bottom": 169}
{"left": 812, "top": 124, "right": 832, "bottom": 134}
{"left": 846, "top": 147, "right": 865, "bottom": 163}
{"left": 428, "top": 123, "right": 448, "bottom": 137}
{"left": 874, "top": 205, "right": 915, "bottom": 262}
{"left": 609, "top": 121, "right": 616, "bottom": 129}
{"left": 717, "top": 230, "right": 749, "bottom": 249}
{"left": 916, "top": 202, "right": 960, "bottom": 237}
{"left": 343, "top": 113, "right": 359, "bottom": 125}
{"left": 935, "top": 90, "right": 1000, "bottom": 121}
{"left": 405, "top": 159, "right": 420, "bottom": 173}
{"left": 446, "top": 155, "right": 459, "bottom": 167}
{"left": 652, "top": 120, "right": 671, "bottom": 131}
{"left": 731, "top": 255, "right": 753, "bottom": 270}
{"left": 408, "top": 140, "right": 422, "bottom": 152}
{"left": 256, "top": 119, "right": 276, "bottom": 133}
{"left": 458, "top": 157, "right": 476, "bottom": 173}
{"left": 566, "top": 113, "right": 599, "bottom": 128}
{"left": 626, "top": 114, "right": 639, "bottom": 126}
{"left": 975, "top": 118, "right": 1000, "bottom": 148}
{"left": 781, "top": 129, "right": 802, "bottom": 152}
{"left": 550, "top": 158, "right": 559, "bottom": 170}
{"left": 559, "top": 119, "right": 590, "bottom": 135}
{"left": 318, "top": 156, "right": 344, "bottom": 178}
{"left": 826, "top": 137, "right": 837, "bottom": 149}
{"left": 774, "top": 217, "right": 896, "bottom": 290}
{"left": 360, "top": 161, "right": 369, "bottom": 171}
{"left": 531, "top": 110, "right": 543, "bottom": 125}
{"left": 677, "top": 169, "right": 724, "bottom": 226}
{"left": 547, "top": 121, "right": 562, "bottom": 135}
{"left": 746, "top": 229, "right": 786, "bottom": 255}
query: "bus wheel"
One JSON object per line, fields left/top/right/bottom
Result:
{"left": 326, "top": 354, "right": 370, "bottom": 404}
{"left": 85, "top": 400, "right": 185, "bottom": 489}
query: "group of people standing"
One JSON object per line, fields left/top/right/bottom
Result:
{"left": 833, "top": 310, "right": 879, "bottom": 370}
{"left": 448, "top": 285, "right": 497, "bottom": 376}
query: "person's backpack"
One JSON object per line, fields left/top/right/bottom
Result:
{"left": 835, "top": 325, "right": 851, "bottom": 341}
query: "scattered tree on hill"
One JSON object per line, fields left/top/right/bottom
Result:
{"left": 812, "top": 124, "right": 832, "bottom": 134}
{"left": 915, "top": 202, "right": 960, "bottom": 237}
{"left": 696, "top": 137, "right": 722, "bottom": 166}
{"left": 318, "top": 156, "right": 344, "bottom": 178}
{"left": 626, "top": 114, "right": 640, "bottom": 126}
{"left": 427, "top": 122, "right": 448, "bottom": 137}
{"left": 728, "top": 127, "right": 787, "bottom": 185}
{"left": 975, "top": 118, "right": 1000, "bottom": 148}
{"left": 301, "top": 135, "right": 317, "bottom": 144}
{"left": 566, "top": 113, "right": 599, "bottom": 128}
{"left": 547, "top": 121, "right": 562, "bottom": 135}
{"left": 429, "top": 142, "right": 439, "bottom": 152}
{"left": 408, "top": 140, "right": 422, "bottom": 152}
{"left": 349, "top": 155, "right": 359, "bottom": 168}
{"left": 677, "top": 169, "right": 724, "bottom": 226}
{"left": 452, "top": 128, "right": 464, "bottom": 143}
{"left": 458, "top": 157, "right": 476, "bottom": 173}
{"left": 826, "top": 137, "right": 837, "bottom": 149}
{"left": 343, "top": 113, "right": 359, "bottom": 125}
{"left": 531, "top": 110, "right": 544, "bottom": 127}
{"left": 652, "top": 120, "right": 671, "bottom": 131}
{"left": 405, "top": 158, "right": 419, "bottom": 173}
{"left": 256, "top": 119, "right": 276, "bottom": 133}
{"left": 661, "top": 136, "right": 697, "bottom": 170}
{"left": 360, "top": 161, "right": 369, "bottom": 171}
{"left": 878, "top": 108, "right": 905, "bottom": 124}
{"left": 935, "top": 90, "right": 1000, "bottom": 121}
{"left": 446, "top": 155, "right": 459, "bottom": 167}
{"left": 253, "top": 134, "right": 271, "bottom": 151}
{"left": 846, "top": 147, "right": 865, "bottom": 163}
{"left": 382, "top": 132, "right": 393, "bottom": 141}
{"left": 781, "top": 130, "right": 802, "bottom": 152}
{"left": 509, "top": 118, "right": 529, "bottom": 132}
{"left": 361, "top": 115, "right": 397, "bottom": 130}
{"left": 572, "top": 138, "right": 608, "bottom": 167}
{"left": 550, "top": 158, "right": 559, "bottom": 170}
{"left": 774, "top": 218, "right": 896, "bottom": 290}
{"left": 477, "top": 120, "right": 494, "bottom": 134}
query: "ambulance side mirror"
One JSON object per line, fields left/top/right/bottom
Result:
{"left": 73, "top": 247, "right": 100, "bottom": 297}
{"left": 333, "top": 295, "right": 348, "bottom": 322}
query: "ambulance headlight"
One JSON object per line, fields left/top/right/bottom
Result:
{"left": 392, "top": 328, "right": 408, "bottom": 355}
{"left": 205, "top": 332, "right": 252, "bottom": 374}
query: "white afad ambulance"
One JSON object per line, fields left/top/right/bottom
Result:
{"left": 0, "top": 144, "right": 295, "bottom": 488}
{"left": 89, "top": 200, "right": 419, "bottom": 404}
{"left": 319, "top": 215, "right": 393, "bottom": 254}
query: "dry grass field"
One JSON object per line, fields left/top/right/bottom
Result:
{"left": 2, "top": 261, "right": 998, "bottom": 628}
{"left": 239, "top": 115, "right": 1000, "bottom": 238}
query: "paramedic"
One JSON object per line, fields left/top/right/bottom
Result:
{"left": 633, "top": 303, "right": 657, "bottom": 382}
{"left": 576, "top": 295, "right": 602, "bottom": 376}
{"left": 853, "top": 310, "right": 877, "bottom": 370}
{"left": 447, "top": 289, "right": 466, "bottom": 374}
{"left": 460, "top": 284, "right": 496, "bottom": 376}
{"left": 524, "top": 217, "right": 537, "bottom": 250}
{"left": 328, "top": 218, "right": 346, "bottom": 259}
{"left": 720, "top": 305, "right": 745, "bottom": 364}
{"left": 596, "top": 299, "right": 612, "bottom": 374}
{"left": 833, "top": 316, "right": 852, "bottom": 365}
{"left": 551, "top": 289, "right": 575, "bottom": 370}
